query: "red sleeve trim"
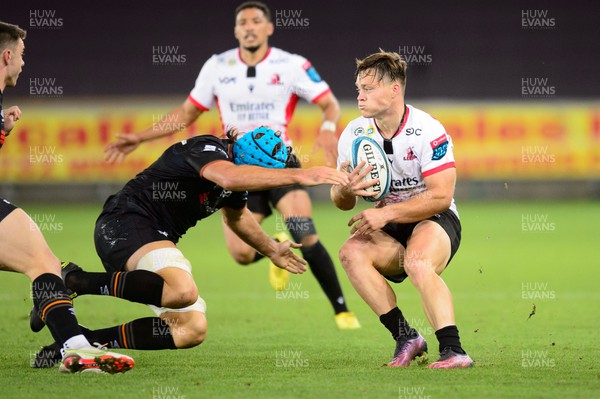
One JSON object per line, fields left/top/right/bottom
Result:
{"left": 311, "top": 88, "right": 331, "bottom": 104}
{"left": 422, "top": 162, "right": 455, "bottom": 177}
{"left": 187, "top": 95, "right": 210, "bottom": 111}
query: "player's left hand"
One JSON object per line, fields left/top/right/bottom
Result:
{"left": 313, "top": 127, "right": 338, "bottom": 167}
{"left": 269, "top": 240, "right": 307, "bottom": 274}
{"left": 348, "top": 208, "right": 390, "bottom": 236}
{"left": 3, "top": 106, "right": 22, "bottom": 134}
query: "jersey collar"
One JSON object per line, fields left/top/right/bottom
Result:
{"left": 373, "top": 105, "right": 410, "bottom": 140}
{"left": 237, "top": 47, "right": 272, "bottom": 66}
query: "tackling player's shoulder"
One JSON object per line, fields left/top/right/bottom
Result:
{"left": 174, "top": 135, "right": 230, "bottom": 157}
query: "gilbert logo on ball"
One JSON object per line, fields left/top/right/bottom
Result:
{"left": 351, "top": 136, "right": 391, "bottom": 202}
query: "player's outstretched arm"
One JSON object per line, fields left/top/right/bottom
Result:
{"left": 221, "top": 207, "right": 307, "bottom": 274}
{"left": 201, "top": 161, "right": 349, "bottom": 191}
{"left": 104, "top": 98, "right": 203, "bottom": 163}
{"left": 330, "top": 161, "right": 378, "bottom": 211}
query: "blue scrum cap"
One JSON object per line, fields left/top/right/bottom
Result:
{"left": 232, "top": 126, "right": 288, "bottom": 168}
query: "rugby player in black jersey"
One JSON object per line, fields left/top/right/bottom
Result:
{"left": 0, "top": 21, "right": 134, "bottom": 374}
{"left": 32, "top": 126, "right": 349, "bottom": 365}
{"left": 104, "top": 1, "right": 361, "bottom": 331}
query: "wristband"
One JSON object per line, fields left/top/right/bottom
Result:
{"left": 320, "top": 120, "right": 337, "bottom": 132}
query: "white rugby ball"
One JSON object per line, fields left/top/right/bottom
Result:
{"left": 350, "top": 136, "right": 391, "bottom": 202}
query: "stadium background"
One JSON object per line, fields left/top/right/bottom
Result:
{"left": 1, "top": 0, "right": 599, "bottom": 202}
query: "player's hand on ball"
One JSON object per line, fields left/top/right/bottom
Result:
{"left": 269, "top": 240, "right": 307, "bottom": 274}
{"left": 339, "top": 161, "right": 379, "bottom": 198}
{"left": 104, "top": 133, "right": 142, "bottom": 163}
{"left": 299, "top": 167, "right": 350, "bottom": 187}
{"left": 348, "top": 208, "right": 390, "bottom": 236}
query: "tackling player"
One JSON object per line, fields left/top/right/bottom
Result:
{"left": 0, "top": 21, "right": 134, "bottom": 374}
{"left": 103, "top": 1, "right": 360, "bottom": 330}
{"left": 331, "top": 50, "right": 474, "bottom": 368}
{"left": 32, "top": 127, "right": 349, "bottom": 365}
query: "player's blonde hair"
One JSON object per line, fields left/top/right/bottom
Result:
{"left": 355, "top": 49, "right": 407, "bottom": 90}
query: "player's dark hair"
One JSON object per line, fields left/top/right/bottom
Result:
{"left": 235, "top": 1, "right": 272, "bottom": 22}
{"left": 0, "top": 21, "right": 26, "bottom": 52}
{"left": 355, "top": 49, "right": 407, "bottom": 90}
{"left": 225, "top": 126, "right": 241, "bottom": 142}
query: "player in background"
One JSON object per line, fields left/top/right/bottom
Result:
{"left": 31, "top": 127, "right": 350, "bottom": 366}
{"left": 0, "top": 21, "right": 134, "bottom": 374}
{"left": 331, "top": 50, "right": 474, "bottom": 368}
{"left": 104, "top": 1, "right": 360, "bottom": 330}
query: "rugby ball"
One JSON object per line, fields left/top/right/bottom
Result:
{"left": 350, "top": 136, "right": 391, "bottom": 202}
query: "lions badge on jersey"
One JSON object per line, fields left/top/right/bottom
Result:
{"left": 430, "top": 134, "right": 449, "bottom": 161}
{"left": 302, "top": 60, "right": 322, "bottom": 83}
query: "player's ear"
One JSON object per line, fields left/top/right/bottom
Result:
{"left": 391, "top": 82, "right": 402, "bottom": 98}
{"left": 267, "top": 21, "right": 274, "bottom": 36}
{"left": 1, "top": 49, "right": 10, "bottom": 65}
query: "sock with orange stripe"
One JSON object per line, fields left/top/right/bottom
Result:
{"left": 66, "top": 269, "right": 164, "bottom": 306}
{"left": 80, "top": 317, "right": 177, "bottom": 350}
{"left": 32, "top": 273, "right": 84, "bottom": 345}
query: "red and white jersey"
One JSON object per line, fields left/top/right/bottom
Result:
{"left": 188, "top": 47, "right": 331, "bottom": 145}
{"left": 337, "top": 104, "right": 458, "bottom": 217}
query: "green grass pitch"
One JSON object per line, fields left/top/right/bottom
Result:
{"left": 0, "top": 200, "right": 598, "bottom": 398}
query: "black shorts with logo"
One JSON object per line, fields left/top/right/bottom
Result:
{"left": 94, "top": 195, "right": 174, "bottom": 273}
{"left": 0, "top": 198, "right": 18, "bottom": 223}
{"left": 247, "top": 153, "right": 306, "bottom": 217}
{"left": 381, "top": 208, "right": 461, "bottom": 283}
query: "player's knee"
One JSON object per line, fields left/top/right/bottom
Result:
{"left": 162, "top": 283, "right": 198, "bottom": 308}
{"left": 175, "top": 285, "right": 199, "bottom": 308}
{"left": 176, "top": 313, "right": 207, "bottom": 349}
{"left": 403, "top": 257, "right": 436, "bottom": 286}
{"left": 230, "top": 249, "right": 255, "bottom": 265}
{"left": 139, "top": 248, "right": 198, "bottom": 307}
{"left": 338, "top": 241, "right": 362, "bottom": 270}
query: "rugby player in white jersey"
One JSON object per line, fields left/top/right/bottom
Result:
{"left": 104, "top": 1, "right": 359, "bottom": 330}
{"left": 331, "top": 50, "right": 474, "bottom": 368}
